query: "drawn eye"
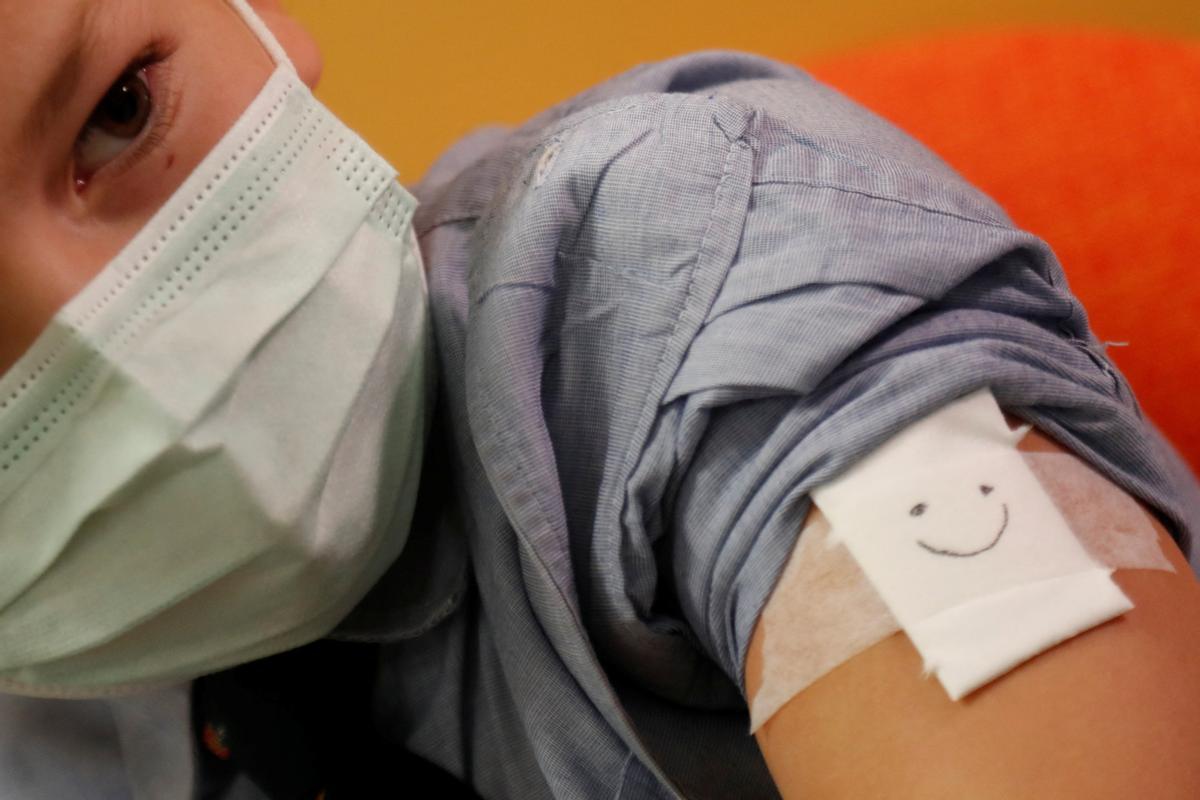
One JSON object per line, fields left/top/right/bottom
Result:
{"left": 909, "top": 503, "right": 927, "bottom": 517}
{"left": 980, "top": 484, "right": 994, "bottom": 496}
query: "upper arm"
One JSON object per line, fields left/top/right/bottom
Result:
{"left": 746, "top": 425, "right": 1200, "bottom": 798}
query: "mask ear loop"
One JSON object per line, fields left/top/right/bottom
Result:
{"left": 224, "top": 0, "right": 298, "bottom": 73}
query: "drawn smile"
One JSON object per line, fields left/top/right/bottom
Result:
{"left": 917, "top": 503, "right": 1009, "bottom": 558}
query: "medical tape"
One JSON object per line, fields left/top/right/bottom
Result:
{"left": 750, "top": 389, "right": 1171, "bottom": 732}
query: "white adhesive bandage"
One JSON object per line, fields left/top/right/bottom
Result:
{"left": 750, "top": 389, "right": 1167, "bottom": 731}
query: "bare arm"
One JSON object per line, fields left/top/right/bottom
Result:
{"left": 746, "top": 426, "right": 1200, "bottom": 798}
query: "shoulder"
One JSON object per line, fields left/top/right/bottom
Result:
{"left": 415, "top": 50, "right": 1010, "bottom": 235}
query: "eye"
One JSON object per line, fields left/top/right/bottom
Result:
{"left": 980, "top": 484, "right": 994, "bottom": 496}
{"left": 909, "top": 503, "right": 927, "bottom": 517}
{"left": 75, "top": 68, "right": 154, "bottom": 179}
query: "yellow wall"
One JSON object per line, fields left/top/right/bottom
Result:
{"left": 282, "top": 0, "right": 1200, "bottom": 182}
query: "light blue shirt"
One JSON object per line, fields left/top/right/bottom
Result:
{"left": 368, "top": 50, "right": 1200, "bottom": 800}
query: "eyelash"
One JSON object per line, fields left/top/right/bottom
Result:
{"left": 74, "top": 45, "right": 181, "bottom": 191}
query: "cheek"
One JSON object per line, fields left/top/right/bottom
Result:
{"left": 0, "top": 215, "right": 127, "bottom": 373}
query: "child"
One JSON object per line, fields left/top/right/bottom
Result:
{"left": 1, "top": 1, "right": 1198, "bottom": 798}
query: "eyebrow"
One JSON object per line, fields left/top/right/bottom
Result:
{"left": 19, "top": 1, "right": 106, "bottom": 147}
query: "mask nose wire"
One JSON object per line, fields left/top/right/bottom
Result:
{"left": 222, "top": 0, "right": 297, "bottom": 73}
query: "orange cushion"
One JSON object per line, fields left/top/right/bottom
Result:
{"left": 808, "top": 30, "right": 1200, "bottom": 471}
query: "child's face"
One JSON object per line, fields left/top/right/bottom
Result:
{"left": 0, "top": 0, "right": 319, "bottom": 374}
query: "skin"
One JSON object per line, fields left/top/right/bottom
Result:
{"left": 748, "top": 424, "right": 1200, "bottom": 798}
{"left": 0, "top": 0, "right": 319, "bottom": 374}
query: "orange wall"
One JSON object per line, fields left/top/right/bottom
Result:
{"left": 282, "top": 0, "right": 1200, "bottom": 182}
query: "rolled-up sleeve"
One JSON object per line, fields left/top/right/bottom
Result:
{"left": 642, "top": 104, "right": 1200, "bottom": 692}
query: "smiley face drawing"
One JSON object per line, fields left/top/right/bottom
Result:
{"left": 809, "top": 390, "right": 1133, "bottom": 704}
{"left": 909, "top": 483, "right": 1009, "bottom": 558}
{"left": 813, "top": 388, "right": 1109, "bottom": 621}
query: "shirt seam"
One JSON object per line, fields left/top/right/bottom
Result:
{"left": 610, "top": 124, "right": 748, "bottom": 677}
